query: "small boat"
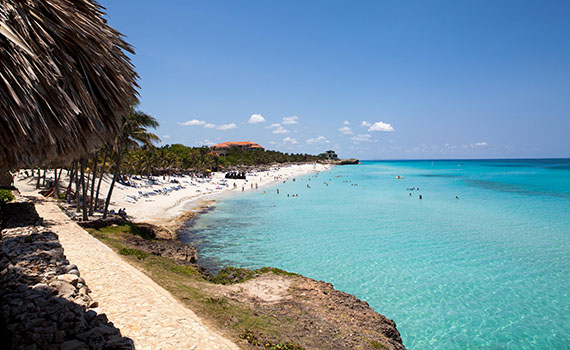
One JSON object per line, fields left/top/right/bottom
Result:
{"left": 395, "top": 175, "right": 404, "bottom": 179}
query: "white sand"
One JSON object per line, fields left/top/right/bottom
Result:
{"left": 14, "top": 163, "right": 330, "bottom": 226}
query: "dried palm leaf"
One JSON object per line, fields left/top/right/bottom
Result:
{"left": 0, "top": 0, "right": 139, "bottom": 168}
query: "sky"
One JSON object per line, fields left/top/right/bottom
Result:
{"left": 101, "top": 0, "right": 570, "bottom": 159}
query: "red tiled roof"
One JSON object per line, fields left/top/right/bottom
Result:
{"left": 211, "top": 141, "right": 264, "bottom": 149}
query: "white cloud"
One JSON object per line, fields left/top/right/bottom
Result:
{"left": 475, "top": 141, "right": 488, "bottom": 147}
{"left": 203, "top": 123, "right": 216, "bottom": 128}
{"left": 248, "top": 113, "right": 266, "bottom": 124}
{"left": 283, "top": 137, "right": 297, "bottom": 144}
{"left": 216, "top": 123, "right": 237, "bottom": 130}
{"left": 163, "top": 135, "right": 171, "bottom": 139}
{"left": 179, "top": 119, "right": 205, "bottom": 126}
{"left": 268, "top": 123, "right": 281, "bottom": 129}
{"left": 272, "top": 126, "right": 289, "bottom": 134}
{"left": 338, "top": 126, "right": 353, "bottom": 135}
{"left": 282, "top": 116, "right": 299, "bottom": 125}
{"left": 343, "top": 120, "right": 350, "bottom": 125}
{"left": 351, "top": 134, "right": 372, "bottom": 143}
{"left": 361, "top": 121, "right": 371, "bottom": 127}
{"left": 368, "top": 121, "right": 395, "bottom": 132}
{"left": 268, "top": 141, "right": 278, "bottom": 145}
{"left": 306, "top": 136, "right": 330, "bottom": 144}
{"left": 195, "top": 139, "right": 214, "bottom": 146}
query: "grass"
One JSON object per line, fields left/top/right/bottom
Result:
{"left": 119, "top": 247, "right": 148, "bottom": 260}
{"left": 85, "top": 224, "right": 299, "bottom": 347}
{"left": 368, "top": 339, "right": 388, "bottom": 350}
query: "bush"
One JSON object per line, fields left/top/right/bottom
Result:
{"left": 211, "top": 267, "right": 256, "bottom": 285}
{"left": 0, "top": 189, "right": 14, "bottom": 204}
{"left": 119, "top": 247, "right": 148, "bottom": 260}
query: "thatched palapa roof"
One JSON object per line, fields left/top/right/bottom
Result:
{"left": 0, "top": 0, "right": 139, "bottom": 168}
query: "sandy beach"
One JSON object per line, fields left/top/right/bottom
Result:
{"left": 14, "top": 163, "right": 331, "bottom": 230}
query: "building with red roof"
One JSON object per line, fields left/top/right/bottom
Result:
{"left": 210, "top": 141, "right": 264, "bottom": 156}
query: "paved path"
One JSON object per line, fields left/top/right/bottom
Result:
{"left": 25, "top": 193, "right": 239, "bottom": 350}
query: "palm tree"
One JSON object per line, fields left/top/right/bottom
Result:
{"left": 0, "top": 0, "right": 139, "bottom": 184}
{"left": 103, "top": 107, "right": 159, "bottom": 218}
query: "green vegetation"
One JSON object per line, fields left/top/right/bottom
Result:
{"left": 0, "top": 189, "right": 14, "bottom": 204}
{"left": 256, "top": 267, "right": 299, "bottom": 278}
{"left": 121, "top": 144, "right": 322, "bottom": 176}
{"left": 119, "top": 247, "right": 148, "bottom": 260}
{"left": 98, "top": 223, "right": 154, "bottom": 240}
{"left": 209, "top": 267, "right": 299, "bottom": 285}
{"left": 368, "top": 339, "right": 388, "bottom": 350}
{"left": 210, "top": 267, "right": 257, "bottom": 285}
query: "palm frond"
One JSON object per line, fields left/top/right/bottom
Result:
{"left": 0, "top": 0, "right": 139, "bottom": 168}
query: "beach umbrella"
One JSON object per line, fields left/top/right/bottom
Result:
{"left": 0, "top": 0, "right": 139, "bottom": 169}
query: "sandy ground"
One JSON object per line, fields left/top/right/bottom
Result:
{"left": 14, "top": 163, "right": 330, "bottom": 227}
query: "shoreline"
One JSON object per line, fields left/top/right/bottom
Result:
{"left": 132, "top": 163, "right": 333, "bottom": 238}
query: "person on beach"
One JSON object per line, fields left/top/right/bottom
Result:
{"left": 242, "top": 186, "right": 244, "bottom": 192}
{"left": 419, "top": 195, "right": 422, "bottom": 199}
{"left": 255, "top": 183, "right": 258, "bottom": 189}
{"left": 277, "top": 188, "right": 279, "bottom": 194}
{"left": 233, "top": 183, "right": 237, "bottom": 189}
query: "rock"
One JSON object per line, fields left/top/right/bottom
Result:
{"left": 60, "top": 340, "right": 89, "bottom": 350}
{"left": 49, "top": 280, "right": 76, "bottom": 299}
{"left": 124, "top": 235, "right": 197, "bottom": 264}
{"left": 56, "top": 274, "right": 79, "bottom": 286}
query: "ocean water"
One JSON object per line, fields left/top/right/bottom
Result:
{"left": 180, "top": 159, "right": 570, "bottom": 349}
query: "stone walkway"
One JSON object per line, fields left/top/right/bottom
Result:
{"left": 24, "top": 193, "right": 239, "bottom": 350}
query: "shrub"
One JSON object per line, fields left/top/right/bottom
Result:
{"left": 119, "top": 247, "right": 148, "bottom": 260}
{"left": 0, "top": 189, "right": 14, "bottom": 204}
{"left": 211, "top": 267, "right": 256, "bottom": 285}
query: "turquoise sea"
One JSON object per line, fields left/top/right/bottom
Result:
{"left": 181, "top": 159, "right": 570, "bottom": 349}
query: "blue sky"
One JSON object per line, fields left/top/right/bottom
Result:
{"left": 101, "top": 0, "right": 569, "bottom": 159}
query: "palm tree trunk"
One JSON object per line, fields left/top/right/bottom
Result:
{"left": 80, "top": 158, "right": 88, "bottom": 221}
{"left": 94, "top": 150, "right": 108, "bottom": 211}
{"left": 76, "top": 161, "right": 81, "bottom": 212}
{"left": 89, "top": 151, "right": 99, "bottom": 215}
{"left": 36, "top": 168, "right": 41, "bottom": 189}
{"left": 42, "top": 168, "right": 47, "bottom": 186}
{"left": 66, "top": 163, "right": 76, "bottom": 203}
{"left": 54, "top": 168, "right": 60, "bottom": 197}
{"left": 103, "top": 141, "right": 122, "bottom": 219}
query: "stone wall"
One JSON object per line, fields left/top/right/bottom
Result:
{"left": 0, "top": 199, "right": 134, "bottom": 350}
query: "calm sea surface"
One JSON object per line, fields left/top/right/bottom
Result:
{"left": 180, "top": 159, "right": 570, "bottom": 349}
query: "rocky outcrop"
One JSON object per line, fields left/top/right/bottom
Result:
{"left": 336, "top": 158, "right": 359, "bottom": 165}
{"left": 0, "top": 199, "right": 133, "bottom": 350}
{"left": 124, "top": 235, "right": 198, "bottom": 265}
{"left": 217, "top": 270, "right": 406, "bottom": 350}
{"left": 319, "top": 158, "right": 360, "bottom": 165}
